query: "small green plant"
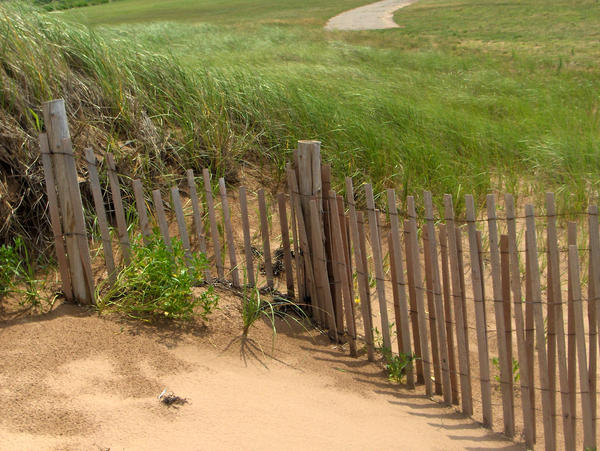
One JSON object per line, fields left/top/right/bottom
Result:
{"left": 491, "top": 357, "right": 520, "bottom": 385}
{"left": 98, "top": 232, "right": 218, "bottom": 321}
{"left": 0, "top": 239, "right": 22, "bottom": 298}
{"left": 241, "top": 285, "right": 309, "bottom": 345}
{"left": 0, "top": 237, "right": 45, "bottom": 309}
{"left": 380, "top": 347, "right": 418, "bottom": 384}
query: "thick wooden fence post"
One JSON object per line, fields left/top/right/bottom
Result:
{"left": 39, "top": 133, "right": 73, "bottom": 300}
{"left": 42, "top": 100, "right": 95, "bottom": 304}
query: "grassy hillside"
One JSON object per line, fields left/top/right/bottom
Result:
{"left": 1, "top": 0, "right": 599, "bottom": 249}
{"left": 61, "top": 0, "right": 600, "bottom": 211}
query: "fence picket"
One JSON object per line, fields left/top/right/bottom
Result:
{"left": 525, "top": 204, "right": 556, "bottom": 450}
{"left": 546, "top": 193, "right": 576, "bottom": 450}
{"left": 568, "top": 245, "right": 595, "bottom": 449}
{"left": 465, "top": 195, "right": 492, "bottom": 428}
{"left": 84, "top": 148, "right": 116, "bottom": 286}
{"left": 106, "top": 153, "right": 130, "bottom": 266}
{"left": 439, "top": 224, "right": 458, "bottom": 405}
{"left": 443, "top": 195, "right": 472, "bottom": 414}
{"left": 486, "top": 194, "right": 514, "bottom": 436}
{"left": 219, "top": 178, "right": 240, "bottom": 288}
{"left": 278, "top": 193, "right": 295, "bottom": 298}
{"left": 170, "top": 187, "right": 193, "bottom": 267}
{"left": 202, "top": 169, "right": 223, "bottom": 280}
{"left": 407, "top": 196, "right": 433, "bottom": 396}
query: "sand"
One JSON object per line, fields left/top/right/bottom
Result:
{"left": 325, "top": 0, "right": 416, "bottom": 31}
{"left": 0, "top": 290, "right": 524, "bottom": 451}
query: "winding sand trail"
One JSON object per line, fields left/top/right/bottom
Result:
{"left": 325, "top": 0, "right": 416, "bottom": 31}
{"left": 0, "top": 294, "right": 523, "bottom": 450}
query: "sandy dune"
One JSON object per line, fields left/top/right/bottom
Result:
{"left": 325, "top": 0, "right": 416, "bottom": 31}
{"left": 0, "top": 292, "right": 524, "bottom": 451}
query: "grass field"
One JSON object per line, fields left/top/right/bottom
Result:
{"left": 4, "top": 0, "right": 599, "bottom": 223}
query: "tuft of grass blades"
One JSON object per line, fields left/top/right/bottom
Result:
{"left": 97, "top": 232, "right": 218, "bottom": 322}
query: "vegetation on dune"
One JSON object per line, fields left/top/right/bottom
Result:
{"left": 97, "top": 233, "right": 218, "bottom": 321}
{"left": 1, "top": 0, "right": 599, "bottom": 254}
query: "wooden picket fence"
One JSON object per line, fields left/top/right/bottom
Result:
{"left": 40, "top": 99, "right": 598, "bottom": 450}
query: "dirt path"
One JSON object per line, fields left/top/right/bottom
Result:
{"left": 0, "top": 293, "right": 523, "bottom": 451}
{"left": 325, "top": 0, "right": 416, "bottom": 31}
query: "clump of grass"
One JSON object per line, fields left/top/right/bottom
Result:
{"left": 380, "top": 347, "right": 418, "bottom": 384}
{"left": 97, "top": 232, "right": 218, "bottom": 321}
{"left": 0, "top": 237, "right": 49, "bottom": 309}
{"left": 241, "top": 285, "right": 309, "bottom": 343}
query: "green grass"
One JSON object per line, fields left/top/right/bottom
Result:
{"left": 2, "top": 0, "right": 599, "bottom": 250}
{"left": 59, "top": 0, "right": 600, "bottom": 212}
{"left": 97, "top": 232, "right": 218, "bottom": 321}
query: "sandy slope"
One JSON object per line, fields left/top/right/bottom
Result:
{"left": 0, "top": 292, "right": 523, "bottom": 451}
{"left": 325, "top": 0, "right": 416, "bottom": 31}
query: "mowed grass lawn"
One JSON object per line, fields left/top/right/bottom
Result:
{"left": 60, "top": 0, "right": 600, "bottom": 210}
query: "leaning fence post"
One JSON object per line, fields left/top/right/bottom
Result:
{"left": 42, "top": 100, "right": 94, "bottom": 304}
{"left": 106, "top": 152, "right": 131, "bottom": 266}
{"left": 39, "top": 133, "right": 73, "bottom": 300}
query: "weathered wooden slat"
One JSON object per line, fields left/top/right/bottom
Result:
{"left": 443, "top": 194, "right": 472, "bottom": 414}
{"left": 219, "top": 178, "right": 240, "bottom": 288}
{"left": 405, "top": 218, "right": 424, "bottom": 384}
{"left": 439, "top": 224, "right": 458, "bottom": 405}
{"left": 504, "top": 194, "right": 534, "bottom": 448}
{"left": 258, "top": 189, "right": 274, "bottom": 291}
{"left": 84, "top": 148, "right": 116, "bottom": 286}
{"left": 345, "top": 177, "right": 375, "bottom": 361}
{"left": 132, "top": 179, "right": 151, "bottom": 245}
{"left": 171, "top": 186, "right": 193, "bottom": 267}
{"left": 407, "top": 196, "right": 433, "bottom": 396}
{"left": 525, "top": 204, "right": 555, "bottom": 450}
{"left": 424, "top": 191, "right": 452, "bottom": 404}
{"left": 186, "top": 169, "right": 210, "bottom": 281}
{"left": 546, "top": 193, "right": 575, "bottom": 450}
{"left": 386, "top": 189, "right": 414, "bottom": 387}
{"left": 486, "top": 194, "right": 514, "bottom": 436}
{"left": 152, "top": 189, "right": 172, "bottom": 252}
{"left": 40, "top": 133, "right": 73, "bottom": 299}
{"left": 278, "top": 193, "right": 295, "bottom": 297}
{"left": 202, "top": 168, "right": 223, "bottom": 280}
{"left": 239, "top": 187, "right": 255, "bottom": 287}
{"left": 106, "top": 152, "right": 131, "bottom": 266}
{"left": 310, "top": 198, "right": 338, "bottom": 341}
{"left": 364, "top": 183, "right": 391, "bottom": 350}
{"left": 465, "top": 195, "right": 492, "bottom": 428}
{"left": 568, "top": 244, "right": 595, "bottom": 449}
